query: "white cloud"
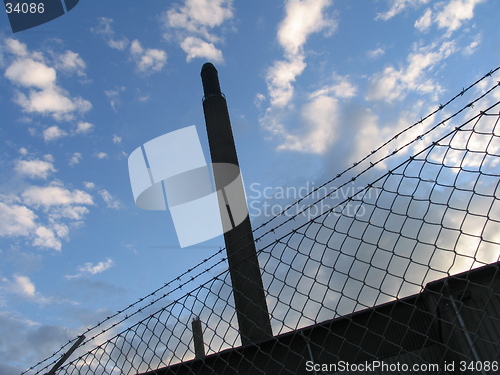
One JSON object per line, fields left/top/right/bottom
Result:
{"left": 254, "top": 93, "right": 266, "bottom": 109}
{"left": 0, "top": 202, "right": 37, "bottom": 237}
{"left": 92, "top": 17, "right": 129, "bottom": 50}
{"left": 43, "top": 125, "right": 68, "bottom": 141}
{"left": 112, "top": 134, "right": 122, "bottom": 144}
{"left": 260, "top": 0, "right": 338, "bottom": 154}
{"left": 80, "top": 258, "right": 114, "bottom": 275}
{"left": 166, "top": 0, "right": 233, "bottom": 37}
{"left": 3, "top": 40, "right": 92, "bottom": 121}
{"left": 137, "top": 92, "right": 150, "bottom": 102}
{"left": 4, "top": 59, "right": 56, "bottom": 89}
{"left": 14, "top": 88, "right": 91, "bottom": 121}
{"left": 0, "top": 202, "right": 66, "bottom": 249}
{"left": 434, "top": 0, "right": 485, "bottom": 32}
{"left": 96, "top": 152, "right": 108, "bottom": 159}
{"left": 1, "top": 179, "right": 94, "bottom": 250}
{"left": 2, "top": 274, "right": 66, "bottom": 305}
{"left": 367, "top": 47, "right": 385, "bottom": 59}
{"left": 463, "top": 34, "right": 481, "bottom": 55}
{"left": 164, "top": 0, "right": 233, "bottom": 62}
{"left": 99, "top": 189, "right": 121, "bottom": 209}
{"left": 66, "top": 258, "right": 114, "bottom": 279}
{"left": 83, "top": 181, "right": 96, "bottom": 190}
{"left": 367, "top": 66, "right": 402, "bottom": 102}
{"left": 43, "top": 154, "right": 54, "bottom": 162}
{"left": 75, "top": 121, "right": 94, "bottom": 134}
{"left": 415, "top": 8, "right": 433, "bottom": 31}
{"left": 266, "top": 57, "right": 307, "bottom": 108}
{"left": 366, "top": 40, "right": 456, "bottom": 102}
{"left": 57, "top": 51, "right": 86, "bottom": 76}
{"left": 376, "top": 0, "right": 429, "bottom": 21}
{"left": 69, "top": 152, "right": 82, "bottom": 166}
{"left": 92, "top": 20, "right": 166, "bottom": 74}
{"left": 21, "top": 185, "right": 94, "bottom": 208}
{"left": 129, "top": 39, "right": 142, "bottom": 55}
{"left": 415, "top": 0, "right": 485, "bottom": 33}
{"left": 265, "top": 0, "right": 336, "bottom": 109}
{"left": 33, "top": 226, "right": 63, "bottom": 251}
{"left": 264, "top": 0, "right": 336, "bottom": 108}
{"left": 104, "top": 87, "right": 125, "bottom": 111}
{"left": 56, "top": 206, "right": 90, "bottom": 221}
{"left": 10, "top": 184, "right": 95, "bottom": 250}
{"left": 310, "top": 74, "right": 357, "bottom": 99}
{"left": 12, "top": 275, "right": 36, "bottom": 298}
{"left": 4, "top": 38, "right": 28, "bottom": 57}
{"left": 129, "top": 40, "right": 167, "bottom": 73}
{"left": 277, "top": 0, "right": 337, "bottom": 56}
{"left": 43, "top": 122, "right": 93, "bottom": 142}
{"left": 180, "top": 36, "right": 223, "bottom": 62}
{"left": 278, "top": 95, "right": 339, "bottom": 153}
{"left": 15, "top": 158, "right": 56, "bottom": 179}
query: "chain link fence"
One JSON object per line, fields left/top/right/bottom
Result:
{"left": 25, "top": 67, "right": 500, "bottom": 374}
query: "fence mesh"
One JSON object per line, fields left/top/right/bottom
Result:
{"left": 26, "top": 68, "right": 500, "bottom": 375}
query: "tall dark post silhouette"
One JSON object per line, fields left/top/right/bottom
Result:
{"left": 191, "top": 317, "right": 206, "bottom": 359}
{"left": 201, "top": 62, "right": 273, "bottom": 346}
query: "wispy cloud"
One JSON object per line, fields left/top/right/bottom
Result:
{"left": 104, "top": 86, "right": 125, "bottom": 111}
{"left": 75, "top": 121, "right": 94, "bottom": 134}
{"left": 99, "top": 189, "right": 122, "bottom": 209}
{"left": 310, "top": 75, "right": 358, "bottom": 99}
{"left": 367, "top": 47, "right": 385, "bottom": 59}
{"left": 93, "top": 18, "right": 167, "bottom": 75}
{"left": 92, "top": 17, "right": 129, "bottom": 51}
{"left": 366, "top": 40, "right": 456, "bottom": 102}
{"left": 55, "top": 50, "right": 86, "bottom": 76}
{"left": 65, "top": 258, "right": 115, "bottom": 279}
{"left": 415, "top": 0, "right": 486, "bottom": 33}
{"left": 376, "top": 0, "right": 430, "bottom": 21}
{"left": 111, "top": 134, "right": 122, "bottom": 144}
{"left": 69, "top": 152, "right": 83, "bottom": 166}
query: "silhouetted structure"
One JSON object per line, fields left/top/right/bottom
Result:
{"left": 141, "top": 261, "right": 500, "bottom": 375}
{"left": 191, "top": 317, "right": 205, "bottom": 359}
{"left": 200, "top": 62, "right": 273, "bottom": 346}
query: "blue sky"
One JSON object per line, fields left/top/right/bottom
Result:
{"left": 1, "top": 0, "right": 499, "bottom": 373}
